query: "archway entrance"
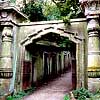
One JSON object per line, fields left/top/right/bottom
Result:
{"left": 22, "top": 32, "right": 77, "bottom": 91}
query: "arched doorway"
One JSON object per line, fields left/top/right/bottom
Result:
{"left": 22, "top": 32, "right": 77, "bottom": 90}
{"left": 21, "top": 26, "right": 87, "bottom": 90}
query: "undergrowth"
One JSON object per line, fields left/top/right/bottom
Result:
{"left": 7, "top": 87, "right": 35, "bottom": 100}
{"left": 64, "top": 88, "right": 100, "bottom": 100}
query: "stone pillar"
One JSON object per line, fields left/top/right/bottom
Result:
{"left": 87, "top": 17, "right": 100, "bottom": 76}
{"left": 0, "top": 27, "right": 13, "bottom": 95}
{"left": 79, "top": 0, "right": 100, "bottom": 91}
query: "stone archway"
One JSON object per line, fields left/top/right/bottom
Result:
{"left": 21, "top": 26, "right": 87, "bottom": 90}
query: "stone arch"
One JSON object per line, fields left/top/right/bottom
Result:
{"left": 21, "top": 26, "right": 83, "bottom": 46}
{"left": 21, "top": 26, "right": 87, "bottom": 89}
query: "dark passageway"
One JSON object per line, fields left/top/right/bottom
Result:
{"left": 22, "top": 34, "right": 76, "bottom": 100}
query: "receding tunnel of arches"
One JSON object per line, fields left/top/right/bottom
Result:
{"left": 22, "top": 32, "right": 76, "bottom": 91}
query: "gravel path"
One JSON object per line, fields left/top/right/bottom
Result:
{"left": 23, "top": 71, "right": 72, "bottom": 100}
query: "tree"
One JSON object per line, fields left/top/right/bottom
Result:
{"left": 21, "top": 1, "right": 47, "bottom": 21}
{"left": 21, "top": 0, "right": 84, "bottom": 22}
{"left": 52, "top": 0, "right": 85, "bottom": 19}
{"left": 43, "top": 1, "right": 61, "bottom": 20}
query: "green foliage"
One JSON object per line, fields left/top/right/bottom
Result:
{"left": 10, "top": 0, "right": 16, "bottom": 3}
{"left": 7, "top": 87, "right": 35, "bottom": 100}
{"left": 94, "top": 89, "right": 100, "bottom": 95}
{"left": 43, "top": 2, "right": 61, "bottom": 20}
{"left": 57, "top": 37, "right": 72, "bottom": 49}
{"left": 63, "top": 88, "right": 100, "bottom": 100}
{"left": 71, "top": 88, "right": 100, "bottom": 100}
{"left": 72, "top": 88, "right": 93, "bottom": 100}
{"left": 7, "top": 91, "right": 27, "bottom": 100}
{"left": 21, "top": 1, "right": 47, "bottom": 22}
{"left": 52, "top": 0, "right": 85, "bottom": 19}
{"left": 64, "top": 95, "right": 70, "bottom": 100}
{"left": 62, "top": 16, "right": 70, "bottom": 25}
{"left": 51, "top": 0, "right": 82, "bottom": 25}
{"left": 21, "top": 0, "right": 84, "bottom": 23}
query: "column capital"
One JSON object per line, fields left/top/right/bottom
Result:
{"left": 0, "top": 0, "right": 10, "bottom": 8}
{"left": 79, "top": 0, "right": 100, "bottom": 16}
{"left": 87, "top": 19, "right": 100, "bottom": 31}
{"left": 2, "top": 27, "right": 13, "bottom": 37}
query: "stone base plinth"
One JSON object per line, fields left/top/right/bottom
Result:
{"left": 88, "top": 78, "right": 100, "bottom": 92}
{"left": 0, "top": 79, "right": 11, "bottom": 96}
{"left": 0, "top": 96, "right": 6, "bottom": 100}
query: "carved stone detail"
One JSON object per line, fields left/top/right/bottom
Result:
{"left": 80, "top": 0, "right": 100, "bottom": 77}
{"left": 0, "top": 0, "right": 10, "bottom": 8}
{"left": 80, "top": 0, "right": 100, "bottom": 16}
{"left": 0, "top": 26, "right": 13, "bottom": 95}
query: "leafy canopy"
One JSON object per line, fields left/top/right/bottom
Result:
{"left": 43, "top": 2, "right": 61, "bottom": 20}
{"left": 22, "top": 1, "right": 47, "bottom": 22}
{"left": 52, "top": 0, "right": 84, "bottom": 19}
{"left": 21, "top": 0, "right": 84, "bottom": 22}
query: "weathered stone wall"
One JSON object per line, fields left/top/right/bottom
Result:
{"left": 0, "top": 6, "right": 88, "bottom": 93}
{"left": 18, "top": 19, "right": 87, "bottom": 43}
{"left": 14, "top": 18, "right": 88, "bottom": 91}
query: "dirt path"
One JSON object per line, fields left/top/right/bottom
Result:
{"left": 23, "top": 71, "right": 72, "bottom": 100}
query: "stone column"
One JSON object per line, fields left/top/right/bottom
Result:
{"left": 87, "top": 17, "right": 100, "bottom": 77}
{"left": 79, "top": 0, "right": 100, "bottom": 91}
{"left": 0, "top": 27, "right": 13, "bottom": 95}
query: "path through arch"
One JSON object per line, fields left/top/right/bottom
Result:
{"left": 23, "top": 71, "right": 72, "bottom": 100}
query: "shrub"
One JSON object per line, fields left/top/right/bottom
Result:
{"left": 72, "top": 88, "right": 93, "bottom": 100}
{"left": 64, "top": 95, "right": 70, "bottom": 100}
{"left": 7, "top": 87, "right": 35, "bottom": 100}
